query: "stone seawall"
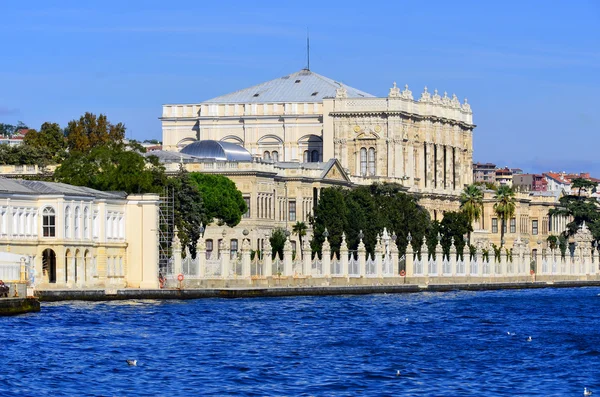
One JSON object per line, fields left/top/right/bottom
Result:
{"left": 0, "top": 298, "right": 41, "bottom": 315}
{"left": 35, "top": 280, "right": 600, "bottom": 302}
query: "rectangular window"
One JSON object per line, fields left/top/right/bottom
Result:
{"left": 510, "top": 218, "right": 516, "bottom": 234}
{"left": 243, "top": 197, "right": 250, "bottom": 218}
{"left": 289, "top": 200, "right": 296, "bottom": 222}
{"left": 206, "top": 239, "right": 213, "bottom": 259}
{"left": 492, "top": 218, "right": 498, "bottom": 233}
{"left": 43, "top": 214, "right": 55, "bottom": 237}
{"left": 230, "top": 239, "right": 238, "bottom": 259}
{"left": 217, "top": 239, "right": 222, "bottom": 258}
{"left": 532, "top": 220, "right": 539, "bottom": 235}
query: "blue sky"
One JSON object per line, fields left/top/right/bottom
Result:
{"left": 1, "top": 1, "right": 598, "bottom": 174}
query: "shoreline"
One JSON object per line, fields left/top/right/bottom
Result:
{"left": 34, "top": 279, "right": 600, "bottom": 302}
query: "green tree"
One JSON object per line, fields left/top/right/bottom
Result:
{"left": 167, "top": 168, "right": 207, "bottom": 258}
{"left": 310, "top": 187, "right": 349, "bottom": 253}
{"left": 54, "top": 143, "right": 165, "bottom": 194}
{"left": 546, "top": 235, "right": 558, "bottom": 250}
{"left": 292, "top": 221, "right": 308, "bottom": 258}
{"left": 188, "top": 173, "right": 247, "bottom": 227}
{"left": 549, "top": 178, "right": 600, "bottom": 238}
{"left": 65, "top": 112, "right": 125, "bottom": 152}
{"left": 270, "top": 228, "right": 287, "bottom": 260}
{"left": 439, "top": 211, "right": 472, "bottom": 257}
{"left": 459, "top": 184, "right": 484, "bottom": 243}
{"left": 310, "top": 183, "right": 431, "bottom": 257}
{"left": 23, "top": 122, "right": 66, "bottom": 162}
{"left": 493, "top": 185, "right": 516, "bottom": 247}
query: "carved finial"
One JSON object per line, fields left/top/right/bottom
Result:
{"left": 461, "top": 97, "right": 472, "bottom": 113}
{"left": 401, "top": 84, "right": 413, "bottom": 100}
{"left": 432, "top": 89, "right": 441, "bottom": 104}
{"left": 336, "top": 85, "right": 348, "bottom": 99}
{"left": 389, "top": 81, "right": 400, "bottom": 97}
{"left": 419, "top": 86, "right": 431, "bottom": 102}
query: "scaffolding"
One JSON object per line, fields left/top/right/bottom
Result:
{"left": 158, "top": 185, "right": 175, "bottom": 275}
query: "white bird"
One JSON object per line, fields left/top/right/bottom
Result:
{"left": 126, "top": 359, "right": 137, "bottom": 366}
{"left": 527, "top": 336, "right": 532, "bottom": 342}
{"left": 584, "top": 387, "right": 592, "bottom": 396}
{"left": 396, "top": 370, "right": 401, "bottom": 377}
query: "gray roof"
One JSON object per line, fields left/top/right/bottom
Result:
{"left": 0, "top": 178, "right": 126, "bottom": 199}
{"left": 179, "top": 140, "right": 252, "bottom": 162}
{"left": 203, "top": 69, "right": 374, "bottom": 103}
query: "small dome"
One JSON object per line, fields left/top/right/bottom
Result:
{"left": 180, "top": 140, "right": 252, "bottom": 162}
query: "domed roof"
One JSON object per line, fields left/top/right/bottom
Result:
{"left": 180, "top": 140, "right": 252, "bottom": 162}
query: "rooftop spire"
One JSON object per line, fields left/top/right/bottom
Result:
{"left": 306, "top": 27, "right": 310, "bottom": 71}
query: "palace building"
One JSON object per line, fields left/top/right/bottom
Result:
{"left": 161, "top": 68, "right": 475, "bottom": 217}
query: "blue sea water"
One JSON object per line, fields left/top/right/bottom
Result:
{"left": 2, "top": 287, "right": 600, "bottom": 396}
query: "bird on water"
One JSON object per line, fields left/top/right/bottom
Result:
{"left": 126, "top": 359, "right": 137, "bottom": 366}
{"left": 396, "top": 370, "right": 401, "bottom": 377}
{"left": 584, "top": 387, "right": 592, "bottom": 396}
{"left": 527, "top": 336, "right": 532, "bottom": 342}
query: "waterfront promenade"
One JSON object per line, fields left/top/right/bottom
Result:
{"left": 35, "top": 278, "right": 600, "bottom": 301}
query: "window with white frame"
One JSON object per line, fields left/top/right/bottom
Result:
{"left": 42, "top": 207, "right": 56, "bottom": 237}
{"left": 368, "top": 147, "right": 376, "bottom": 176}
{"left": 74, "top": 206, "right": 80, "bottom": 239}
{"left": 83, "top": 207, "right": 89, "bottom": 239}
{"left": 360, "top": 148, "right": 367, "bottom": 176}
{"left": 92, "top": 211, "right": 99, "bottom": 239}
{"left": 65, "top": 206, "right": 71, "bottom": 238}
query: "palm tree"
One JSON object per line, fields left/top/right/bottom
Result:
{"left": 459, "top": 184, "right": 484, "bottom": 243}
{"left": 493, "top": 185, "right": 516, "bottom": 247}
{"left": 292, "top": 221, "right": 308, "bottom": 258}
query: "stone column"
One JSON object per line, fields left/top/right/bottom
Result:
{"left": 375, "top": 234, "right": 383, "bottom": 278}
{"left": 463, "top": 243, "right": 470, "bottom": 276}
{"left": 172, "top": 233, "right": 182, "bottom": 276}
{"left": 500, "top": 249, "right": 507, "bottom": 278}
{"left": 340, "top": 233, "right": 349, "bottom": 277}
{"left": 449, "top": 240, "right": 457, "bottom": 277}
{"left": 523, "top": 248, "right": 531, "bottom": 276}
{"left": 264, "top": 239, "right": 273, "bottom": 278}
{"left": 407, "top": 142, "right": 415, "bottom": 187}
{"left": 358, "top": 238, "right": 366, "bottom": 277}
{"left": 283, "top": 237, "right": 293, "bottom": 277}
{"left": 427, "top": 142, "right": 435, "bottom": 190}
{"left": 321, "top": 237, "right": 330, "bottom": 278}
{"left": 391, "top": 238, "right": 399, "bottom": 275}
{"left": 241, "top": 239, "right": 251, "bottom": 279}
{"left": 593, "top": 247, "right": 599, "bottom": 275}
{"left": 435, "top": 241, "right": 443, "bottom": 276}
{"left": 421, "top": 240, "right": 429, "bottom": 278}
{"left": 395, "top": 139, "right": 404, "bottom": 180}
{"left": 196, "top": 235, "right": 206, "bottom": 278}
{"left": 220, "top": 240, "right": 230, "bottom": 279}
{"left": 302, "top": 238, "right": 312, "bottom": 277}
{"left": 476, "top": 245, "right": 483, "bottom": 277}
{"left": 405, "top": 242, "right": 414, "bottom": 277}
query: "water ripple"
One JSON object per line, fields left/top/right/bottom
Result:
{"left": 1, "top": 288, "right": 600, "bottom": 395}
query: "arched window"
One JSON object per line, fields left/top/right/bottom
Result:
{"left": 263, "top": 151, "right": 271, "bottom": 161}
{"left": 303, "top": 150, "right": 309, "bottom": 162}
{"left": 74, "top": 206, "right": 80, "bottom": 239}
{"left": 360, "top": 148, "right": 367, "bottom": 176}
{"left": 368, "top": 147, "right": 376, "bottom": 176}
{"left": 311, "top": 150, "right": 319, "bottom": 162}
{"left": 83, "top": 207, "right": 89, "bottom": 239}
{"left": 65, "top": 206, "right": 71, "bottom": 238}
{"left": 271, "top": 151, "right": 279, "bottom": 162}
{"left": 42, "top": 207, "right": 56, "bottom": 237}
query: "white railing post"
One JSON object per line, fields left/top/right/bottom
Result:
{"left": 283, "top": 237, "right": 293, "bottom": 277}
{"left": 264, "top": 239, "right": 273, "bottom": 278}
{"left": 340, "top": 233, "right": 349, "bottom": 277}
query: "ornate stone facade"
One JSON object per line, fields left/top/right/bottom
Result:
{"left": 161, "top": 70, "right": 475, "bottom": 218}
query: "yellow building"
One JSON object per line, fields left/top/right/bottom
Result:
{"left": 472, "top": 190, "right": 568, "bottom": 253}
{"left": 0, "top": 178, "right": 160, "bottom": 290}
